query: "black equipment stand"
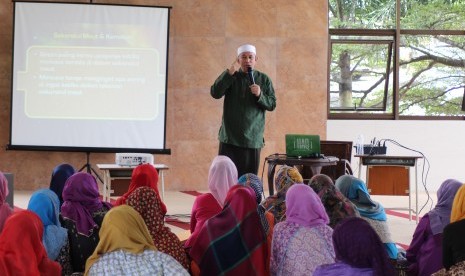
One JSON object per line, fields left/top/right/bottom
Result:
{"left": 79, "top": 152, "right": 103, "bottom": 184}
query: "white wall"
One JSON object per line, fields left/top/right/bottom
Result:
{"left": 327, "top": 120, "right": 465, "bottom": 193}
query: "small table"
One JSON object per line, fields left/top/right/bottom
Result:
{"left": 355, "top": 155, "right": 423, "bottom": 223}
{"left": 97, "top": 164, "right": 169, "bottom": 202}
{"left": 264, "top": 154, "right": 339, "bottom": 195}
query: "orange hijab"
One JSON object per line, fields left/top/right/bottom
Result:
{"left": 115, "top": 163, "right": 167, "bottom": 214}
{"left": 0, "top": 210, "right": 61, "bottom": 276}
{"left": 451, "top": 184, "right": 465, "bottom": 223}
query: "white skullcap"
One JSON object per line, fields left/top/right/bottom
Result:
{"left": 237, "top": 44, "right": 256, "bottom": 56}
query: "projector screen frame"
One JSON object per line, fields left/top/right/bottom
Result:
{"left": 8, "top": 1, "right": 172, "bottom": 155}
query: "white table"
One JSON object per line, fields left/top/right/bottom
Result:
{"left": 97, "top": 164, "right": 169, "bottom": 202}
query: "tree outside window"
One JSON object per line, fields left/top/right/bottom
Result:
{"left": 328, "top": 0, "right": 465, "bottom": 119}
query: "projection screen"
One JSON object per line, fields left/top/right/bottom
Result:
{"left": 9, "top": 2, "right": 171, "bottom": 154}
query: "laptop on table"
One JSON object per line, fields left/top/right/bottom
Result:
{"left": 285, "top": 134, "right": 321, "bottom": 158}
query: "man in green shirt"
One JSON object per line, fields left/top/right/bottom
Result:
{"left": 211, "top": 44, "right": 277, "bottom": 177}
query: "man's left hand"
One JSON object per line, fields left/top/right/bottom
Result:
{"left": 250, "top": 84, "right": 261, "bottom": 97}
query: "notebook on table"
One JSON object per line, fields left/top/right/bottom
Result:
{"left": 285, "top": 134, "right": 321, "bottom": 158}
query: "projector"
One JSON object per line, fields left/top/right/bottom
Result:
{"left": 115, "top": 153, "right": 154, "bottom": 166}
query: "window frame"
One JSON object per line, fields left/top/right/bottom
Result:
{"left": 327, "top": 2, "right": 465, "bottom": 120}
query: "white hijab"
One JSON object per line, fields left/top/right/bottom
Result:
{"left": 208, "top": 155, "right": 238, "bottom": 206}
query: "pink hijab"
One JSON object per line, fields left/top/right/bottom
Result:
{"left": 0, "top": 173, "right": 13, "bottom": 233}
{"left": 286, "top": 183, "right": 329, "bottom": 227}
{"left": 208, "top": 155, "right": 238, "bottom": 206}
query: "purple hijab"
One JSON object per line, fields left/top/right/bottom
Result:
{"left": 61, "top": 172, "right": 112, "bottom": 236}
{"left": 286, "top": 183, "right": 329, "bottom": 227}
{"left": 429, "top": 179, "right": 462, "bottom": 235}
{"left": 331, "top": 217, "right": 395, "bottom": 276}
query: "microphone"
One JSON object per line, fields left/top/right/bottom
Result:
{"left": 247, "top": 66, "right": 255, "bottom": 85}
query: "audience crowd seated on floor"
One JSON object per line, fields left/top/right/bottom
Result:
{"left": 4, "top": 160, "right": 465, "bottom": 275}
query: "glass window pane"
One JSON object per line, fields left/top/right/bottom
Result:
{"left": 329, "top": 41, "right": 394, "bottom": 114}
{"left": 329, "top": 0, "right": 396, "bottom": 29}
{"left": 399, "top": 35, "right": 465, "bottom": 116}
{"left": 401, "top": 1, "right": 465, "bottom": 30}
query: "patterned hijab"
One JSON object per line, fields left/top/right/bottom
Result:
{"left": 49, "top": 163, "right": 76, "bottom": 208}
{"left": 0, "top": 172, "right": 13, "bottom": 233}
{"left": 0, "top": 210, "right": 62, "bottom": 275}
{"left": 332, "top": 217, "right": 395, "bottom": 276}
{"left": 208, "top": 155, "right": 238, "bottom": 206}
{"left": 238, "top": 173, "right": 270, "bottom": 234}
{"left": 262, "top": 165, "right": 303, "bottom": 223}
{"left": 61, "top": 172, "right": 112, "bottom": 236}
{"left": 190, "top": 185, "right": 268, "bottom": 275}
{"left": 27, "top": 189, "right": 68, "bottom": 261}
{"left": 286, "top": 183, "right": 329, "bottom": 227}
{"left": 84, "top": 205, "right": 156, "bottom": 276}
{"left": 335, "top": 175, "right": 387, "bottom": 221}
{"left": 127, "top": 186, "right": 189, "bottom": 269}
{"left": 309, "top": 174, "right": 359, "bottom": 228}
{"left": 115, "top": 163, "right": 167, "bottom": 214}
{"left": 429, "top": 179, "right": 462, "bottom": 234}
{"left": 450, "top": 184, "right": 465, "bottom": 223}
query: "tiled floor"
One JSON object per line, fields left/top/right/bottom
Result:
{"left": 13, "top": 189, "right": 435, "bottom": 249}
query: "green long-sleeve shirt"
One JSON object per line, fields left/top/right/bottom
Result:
{"left": 210, "top": 68, "right": 276, "bottom": 149}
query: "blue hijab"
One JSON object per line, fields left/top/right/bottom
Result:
{"left": 27, "top": 189, "right": 68, "bottom": 260}
{"left": 335, "top": 175, "right": 386, "bottom": 221}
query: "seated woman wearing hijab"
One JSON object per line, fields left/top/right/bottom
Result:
{"left": 49, "top": 163, "right": 76, "bottom": 208}
{"left": 0, "top": 210, "right": 62, "bottom": 275}
{"left": 184, "top": 155, "right": 238, "bottom": 249}
{"left": 0, "top": 172, "right": 13, "bottom": 233}
{"left": 27, "top": 189, "right": 72, "bottom": 275}
{"left": 440, "top": 184, "right": 465, "bottom": 272}
{"left": 127, "top": 186, "right": 189, "bottom": 270}
{"left": 308, "top": 174, "right": 360, "bottom": 228}
{"left": 238, "top": 173, "right": 274, "bottom": 271}
{"left": 261, "top": 165, "right": 303, "bottom": 224}
{"left": 406, "top": 179, "right": 462, "bottom": 276}
{"left": 84, "top": 205, "right": 189, "bottom": 276}
{"left": 335, "top": 175, "right": 398, "bottom": 260}
{"left": 314, "top": 217, "right": 396, "bottom": 276}
{"left": 189, "top": 185, "right": 268, "bottom": 276}
{"left": 114, "top": 163, "right": 167, "bottom": 215}
{"left": 61, "top": 172, "right": 112, "bottom": 273}
{"left": 271, "top": 183, "right": 335, "bottom": 275}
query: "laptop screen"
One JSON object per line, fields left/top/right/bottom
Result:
{"left": 285, "top": 134, "right": 321, "bottom": 158}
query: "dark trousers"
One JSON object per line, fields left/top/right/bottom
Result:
{"left": 219, "top": 142, "right": 261, "bottom": 178}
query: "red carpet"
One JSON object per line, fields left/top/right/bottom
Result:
{"left": 180, "top": 191, "right": 203, "bottom": 197}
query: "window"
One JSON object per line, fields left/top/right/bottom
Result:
{"left": 328, "top": 0, "right": 465, "bottom": 119}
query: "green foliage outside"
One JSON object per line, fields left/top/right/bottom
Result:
{"left": 329, "top": 0, "right": 465, "bottom": 116}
